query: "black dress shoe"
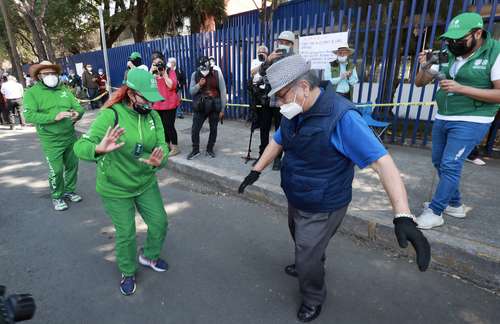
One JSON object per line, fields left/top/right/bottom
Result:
{"left": 297, "top": 303, "right": 322, "bottom": 322}
{"left": 284, "top": 264, "right": 298, "bottom": 277}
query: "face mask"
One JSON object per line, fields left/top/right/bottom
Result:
{"left": 42, "top": 75, "right": 59, "bottom": 88}
{"left": 210, "top": 60, "right": 216, "bottom": 67}
{"left": 87, "top": 67, "right": 92, "bottom": 72}
{"left": 337, "top": 56, "right": 348, "bottom": 63}
{"left": 447, "top": 35, "right": 477, "bottom": 57}
{"left": 166, "top": 62, "right": 172, "bottom": 69}
{"left": 131, "top": 58, "right": 142, "bottom": 67}
{"left": 200, "top": 69, "right": 209, "bottom": 77}
{"left": 277, "top": 44, "right": 291, "bottom": 53}
{"left": 98, "top": 71, "right": 103, "bottom": 75}
{"left": 133, "top": 103, "right": 151, "bottom": 115}
{"left": 279, "top": 92, "right": 304, "bottom": 119}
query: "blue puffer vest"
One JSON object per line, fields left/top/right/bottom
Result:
{"left": 280, "top": 85, "right": 356, "bottom": 213}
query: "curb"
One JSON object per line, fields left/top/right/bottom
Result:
{"left": 166, "top": 155, "right": 500, "bottom": 294}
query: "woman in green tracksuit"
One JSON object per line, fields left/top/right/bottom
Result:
{"left": 74, "top": 69, "right": 170, "bottom": 296}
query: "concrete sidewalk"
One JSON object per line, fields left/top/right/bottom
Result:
{"left": 77, "top": 110, "right": 500, "bottom": 293}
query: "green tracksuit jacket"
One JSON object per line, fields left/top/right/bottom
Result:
{"left": 73, "top": 103, "right": 169, "bottom": 197}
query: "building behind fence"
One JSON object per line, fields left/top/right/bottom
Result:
{"left": 55, "top": 0, "right": 499, "bottom": 150}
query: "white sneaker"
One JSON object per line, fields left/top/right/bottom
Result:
{"left": 52, "top": 198, "right": 68, "bottom": 211}
{"left": 466, "top": 158, "right": 486, "bottom": 166}
{"left": 416, "top": 208, "right": 444, "bottom": 230}
{"left": 63, "top": 192, "right": 83, "bottom": 202}
{"left": 423, "top": 202, "right": 466, "bottom": 218}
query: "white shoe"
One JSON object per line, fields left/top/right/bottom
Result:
{"left": 423, "top": 202, "right": 466, "bottom": 218}
{"left": 63, "top": 192, "right": 83, "bottom": 202}
{"left": 52, "top": 198, "right": 68, "bottom": 211}
{"left": 466, "top": 158, "right": 486, "bottom": 166}
{"left": 416, "top": 208, "right": 444, "bottom": 230}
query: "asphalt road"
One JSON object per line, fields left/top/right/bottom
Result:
{"left": 1, "top": 127, "right": 499, "bottom": 324}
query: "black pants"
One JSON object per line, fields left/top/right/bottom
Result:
{"left": 7, "top": 98, "right": 25, "bottom": 126}
{"left": 87, "top": 88, "right": 99, "bottom": 110}
{"left": 258, "top": 105, "right": 282, "bottom": 156}
{"left": 191, "top": 110, "right": 219, "bottom": 151}
{"left": 157, "top": 108, "right": 178, "bottom": 145}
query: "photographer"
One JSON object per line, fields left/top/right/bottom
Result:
{"left": 123, "top": 51, "right": 149, "bottom": 82}
{"left": 82, "top": 63, "right": 99, "bottom": 110}
{"left": 415, "top": 12, "right": 500, "bottom": 229}
{"left": 151, "top": 53, "right": 181, "bottom": 156}
{"left": 165, "top": 57, "right": 187, "bottom": 120}
{"left": 187, "top": 56, "right": 227, "bottom": 159}
{"left": 249, "top": 45, "right": 283, "bottom": 170}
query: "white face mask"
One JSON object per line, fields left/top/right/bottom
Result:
{"left": 279, "top": 92, "right": 304, "bottom": 119}
{"left": 337, "top": 56, "right": 348, "bottom": 63}
{"left": 42, "top": 75, "right": 59, "bottom": 88}
{"left": 278, "top": 44, "right": 291, "bottom": 53}
{"left": 200, "top": 69, "right": 209, "bottom": 77}
{"left": 166, "top": 62, "right": 172, "bottom": 69}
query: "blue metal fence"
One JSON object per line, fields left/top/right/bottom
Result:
{"left": 55, "top": 0, "right": 499, "bottom": 148}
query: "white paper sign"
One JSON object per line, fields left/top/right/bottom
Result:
{"left": 299, "top": 32, "right": 349, "bottom": 69}
{"left": 75, "top": 63, "right": 84, "bottom": 77}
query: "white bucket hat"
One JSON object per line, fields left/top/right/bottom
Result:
{"left": 267, "top": 55, "right": 311, "bottom": 97}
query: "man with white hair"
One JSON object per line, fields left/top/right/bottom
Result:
{"left": 1, "top": 75, "right": 25, "bottom": 129}
{"left": 239, "top": 55, "right": 431, "bottom": 322}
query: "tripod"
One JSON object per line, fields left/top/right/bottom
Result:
{"left": 241, "top": 117, "right": 259, "bottom": 164}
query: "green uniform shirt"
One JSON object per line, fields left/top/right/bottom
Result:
{"left": 436, "top": 34, "right": 500, "bottom": 117}
{"left": 74, "top": 103, "right": 169, "bottom": 198}
{"left": 23, "top": 82, "right": 85, "bottom": 140}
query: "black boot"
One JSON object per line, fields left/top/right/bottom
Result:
{"left": 297, "top": 303, "right": 322, "bottom": 322}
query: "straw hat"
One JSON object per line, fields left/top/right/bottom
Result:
{"left": 29, "top": 61, "right": 62, "bottom": 81}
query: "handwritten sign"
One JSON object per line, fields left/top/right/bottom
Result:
{"left": 299, "top": 32, "right": 349, "bottom": 69}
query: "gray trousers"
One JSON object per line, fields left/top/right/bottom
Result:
{"left": 288, "top": 203, "right": 348, "bottom": 306}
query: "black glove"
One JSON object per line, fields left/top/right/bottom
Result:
{"left": 393, "top": 217, "right": 431, "bottom": 272}
{"left": 238, "top": 170, "right": 261, "bottom": 193}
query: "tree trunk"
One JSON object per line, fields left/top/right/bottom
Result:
{"left": 132, "top": 0, "right": 147, "bottom": 43}
{"left": 20, "top": 13, "right": 48, "bottom": 60}
{"left": 36, "top": 18, "right": 57, "bottom": 62}
{"left": 0, "top": 0, "right": 24, "bottom": 84}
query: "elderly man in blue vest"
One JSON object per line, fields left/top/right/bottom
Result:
{"left": 239, "top": 55, "right": 431, "bottom": 322}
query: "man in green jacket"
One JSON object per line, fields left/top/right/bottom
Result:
{"left": 415, "top": 12, "right": 500, "bottom": 229}
{"left": 23, "top": 61, "right": 85, "bottom": 211}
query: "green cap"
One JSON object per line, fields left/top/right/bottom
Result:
{"left": 126, "top": 68, "right": 164, "bottom": 102}
{"left": 440, "top": 12, "right": 484, "bottom": 40}
{"left": 129, "top": 51, "right": 142, "bottom": 60}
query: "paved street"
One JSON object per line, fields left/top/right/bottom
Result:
{"left": 1, "top": 127, "right": 499, "bottom": 324}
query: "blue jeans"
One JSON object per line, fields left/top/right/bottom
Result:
{"left": 429, "top": 119, "right": 490, "bottom": 216}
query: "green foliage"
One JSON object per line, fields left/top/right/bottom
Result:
{"left": 146, "top": 0, "right": 226, "bottom": 37}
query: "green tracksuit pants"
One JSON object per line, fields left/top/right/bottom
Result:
{"left": 101, "top": 182, "right": 168, "bottom": 276}
{"left": 41, "top": 136, "right": 79, "bottom": 199}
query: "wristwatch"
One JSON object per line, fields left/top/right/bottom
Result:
{"left": 394, "top": 213, "right": 417, "bottom": 223}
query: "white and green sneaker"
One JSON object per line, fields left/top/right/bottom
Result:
{"left": 63, "top": 192, "right": 83, "bottom": 203}
{"left": 52, "top": 198, "right": 68, "bottom": 211}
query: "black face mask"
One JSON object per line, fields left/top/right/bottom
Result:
{"left": 131, "top": 58, "right": 142, "bottom": 67}
{"left": 133, "top": 103, "right": 151, "bottom": 115}
{"left": 447, "top": 35, "right": 477, "bottom": 57}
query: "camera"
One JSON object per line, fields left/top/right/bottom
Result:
{"left": 426, "top": 50, "right": 449, "bottom": 65}
{"left": 156, "top": 62, "right": 165, "bottom": 72}
{"left": 0, "top": 286, "right": 36, "bottom": 324}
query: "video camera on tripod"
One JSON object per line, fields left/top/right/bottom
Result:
{"left": 0, "top": 286, "right": 35, "bottom": 324}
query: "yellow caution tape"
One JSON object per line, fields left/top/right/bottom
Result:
{"left": 180, "top": 98, "right": 436, "bottom": 109}
{"left": 77, "top": 91, "right": 109, "bottom": 103}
